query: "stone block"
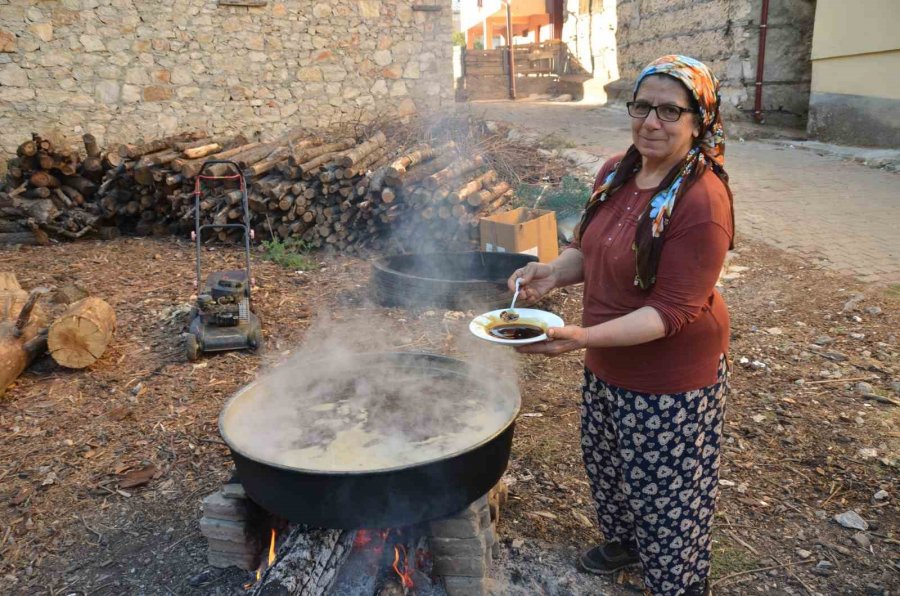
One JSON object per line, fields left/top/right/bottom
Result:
{"left": 80, "top": 34, "right": 105, "bottom": 52}
{"left": 429, "top": 516, "right": 482, "bottom": 540}
{"left": 221, "top": 483, "right": 247, "bottom": 499}
{"left": 443, "top": 576, "right": 503, "bottom": 596}
{"left": 358, "top": 0, "right": 381, "bottom": 18}
{"left": 432, "top": 550, "right": 491, "bottom": 578}
{"left": 430, "top": 533, "right": 488, "bottom": 558}
{"left": 95, "top": 81, "right": 120, "bottom": 104}
{"left": 373, "top": 49, "right": 392, "bottom": 67}
{"left": 29, "top": 23, "right": 53, "bottom": 43}
{"left": 0, "top": 30, "right": 16, "bottom": 53}
{"left": 202, "top": 491, "right": 248, "bottom": 521}
{"left": 200, "top": 517, "right": 246, "bottom": 542}
{"left": 207, "top": 536, "right": 259, "bottom": 555}
{"left": 143, "top": 86, "right": 173, "bottom": 102}
{"left": 0, "top": 64, "right": 28, "bottom": 87}
{"left": 208, "top": 549, "right": 257, "bottom": 571}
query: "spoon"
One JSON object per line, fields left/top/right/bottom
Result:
{"left": 501, "top": 278, "right": 521, "bottom": 322}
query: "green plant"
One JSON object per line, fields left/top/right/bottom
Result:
{"left": 516, "top": 175, "right": 591, "bottom": 215}
{"left": 261, "top": 238, "right": 319, "bottom": 271}
{"left": 451, "top": 32, "right": 466, "bottom": 46}
{"left": 473, "top": 39, "right": 484, "bottom": 50}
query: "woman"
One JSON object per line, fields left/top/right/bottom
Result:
{"left": 508, "top": 55, "right": 734, "bottom": 596}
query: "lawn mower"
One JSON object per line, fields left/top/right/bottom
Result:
{"left": 185, "top": 160, "right": 262, "bottom": 361}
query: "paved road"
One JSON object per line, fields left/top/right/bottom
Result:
{"left": 468, "top": 100, "right": 900, "bottom": 285}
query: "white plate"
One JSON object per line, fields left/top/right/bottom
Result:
{"left": 469, "top": 308, "right": 565, "bottom": 346}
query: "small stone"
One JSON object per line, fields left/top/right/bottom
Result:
{"left": 814, "top": 335, "right": 833, "bottom": 346}
{"left": 750, "top": 360, "right": 766, "bottom": 370}
{"left": 795, "top": 548, "right": 812, "bottom": 559}
{"left": 865, "top": 583, "right": 887, "bottom": 596}
{"left": 739, "top": 357, "right": 750, "bottom": 367}
{"left": 816, "top": 560, "right": 834, "bottom": 570}
{"left": 751, "top": 414, "right": 766, "bottom": 424}
{"left": 842, "top": 293, "right": 865, "bottom": 312}
{"left": 833, "top": 510, "right": 869, "bottom": 531}
{"left": 511, "top": 538, "right": 524, "bottom": 550}
{"left": 814, "top": 509, "right": 828, "bottom": 520}
{"left": 849, "top": 332, "right": 865, "bottom": 340}
{"left": 188, "top": 569, "right": 214, "bottom": 587}
{"left": 856, "top": 382, "right": 874, "bottom": 396}
{"left": 865, "top": 306, "right": 882, "bottom": 316}
{"left": 873, "top": 489, "right": 889, "bottom": 501}
{"left": 858, "top": 447, "right": 878, "bottom": 459}
{"left": 765, "top": 327, "right": 782, "bottom": 335}
{"left": 852, "top": 532, "right": 871, "bottom": 549}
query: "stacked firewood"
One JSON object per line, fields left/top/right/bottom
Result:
{"left": 2, "top": 126, "right": 521, "bottom": 253}
{"left": 0, "top": 134, "right": 108, "bottom": 244}
{"left": 362, "top": 141, "right": 514, "bottom": 253}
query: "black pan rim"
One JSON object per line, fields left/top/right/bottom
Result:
{"left": 219, "top": 351, "right": 521, "bottom": 476}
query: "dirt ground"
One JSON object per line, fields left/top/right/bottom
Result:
{"left": 0, "top": 236, "right": 897, "bottom": 595}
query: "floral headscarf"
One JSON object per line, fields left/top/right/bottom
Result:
{"left": 576, "top": 54, "right": 733, "bottom": 289}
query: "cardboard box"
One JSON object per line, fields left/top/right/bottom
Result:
{"left": 479, "top": 208, "right": 559, "bottom": 263}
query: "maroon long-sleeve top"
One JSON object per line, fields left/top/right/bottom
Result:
{"left": 571, "top": 156, "right": 733, "bottom": 394}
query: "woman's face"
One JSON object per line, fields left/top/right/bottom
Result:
{"left": 631, "top": 75, "right": 700, "bottom": 164}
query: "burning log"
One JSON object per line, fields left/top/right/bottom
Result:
{"left": 0, "top": 273, "right": 48, "bottom": 398}
{"left": 250, "top": 526, "right": 356, "bottom": 595}
{"left": 47, "top": 296, "right": 115, "bottom": 369}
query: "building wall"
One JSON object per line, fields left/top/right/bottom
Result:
{"left": 808, "top": 0, "right": 900, "bottom": 147}
{"left": 0, "top": 0, "right": 454, "bottom": 165}
{"left": 611, "top": 0, "right": 815, "bottom": 127}
{"left": 560, "top": 0, "right": 619, "bottom": 100}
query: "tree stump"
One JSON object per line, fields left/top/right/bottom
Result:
{"left": 1, "top": 273, "right": 48, "bottom": 397}
{"left": 48, "top": 297, "right": 116, "bottom": 368}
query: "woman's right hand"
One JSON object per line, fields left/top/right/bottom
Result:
{"left": 507, "top": 262, "right": 558, "bottom": 304}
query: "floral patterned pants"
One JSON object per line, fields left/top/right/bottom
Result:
{"left": 580, "top": 358, "right": 728, "bottom": 596}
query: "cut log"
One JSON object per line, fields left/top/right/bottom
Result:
{"left": 0, "top": 274, "right": 48, "bottom": 398}
{"left": 384, "top": 145, "right": 433, "bottom": 185}
{"left": 119, "top": 131, "right": 207, "bottom": 159}
{"left": 335, "top": 131, "right": 386, "bottom": 167}
{"left": 454, "top": 170, "right": 498, "bottom": 203}
{"left": 0, "top": 232, "right": 40, "bottom": 245}
{"left": 47, "top": 297, "right": 116, "bottom": 369}
{"left": 30, "top": 170, "right": 61, "bottom": 189}
{"left": 83, "top": 133, "right": 101, "bottom": 158}
{"left": 294, "top": 139, "right": 357, "bottom": 171}
{"left": 183, "top": 143, "right": 222, "bottom": 159}
{"left": 424, "top": 155, "right": 484, "bottom": 189}
{"left": 16, "top": 140, "right": 38, "bottom": 158}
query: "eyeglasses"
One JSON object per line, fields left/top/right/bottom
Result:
{"left": 626, "top": 101, "right": 697, "bottom": 122}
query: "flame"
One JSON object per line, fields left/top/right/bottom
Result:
{"left": 267, "top": 528, "right": 276, "bottom": 566}
{"left": 392, "top": 544, "right": 415, "bottom": 589}
{"left": 244, "top": 528, "right": 277, "bottom": 590}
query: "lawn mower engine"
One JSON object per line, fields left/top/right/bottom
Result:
{"left": 197, "top": 273, "right": 249, "bottom": 327}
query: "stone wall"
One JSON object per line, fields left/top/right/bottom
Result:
{"left": 560, "top": 0, "right": 619, "bottom": 100}
{"left": 612, "top": 0, "right": 816, "bottom": 127}
{"left": 0, "top": 0, "right": 454, "bottom": 169}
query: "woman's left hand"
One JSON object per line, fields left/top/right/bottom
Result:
{"left": 515, "top": 325, "right": 587, "bottom": 356}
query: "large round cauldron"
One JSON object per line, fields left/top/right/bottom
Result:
{"left": 371, "top": 251, "right": 538, "bottom": 310}
{"left": 219, "top": 352, "right": 520, "bottom": 529}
